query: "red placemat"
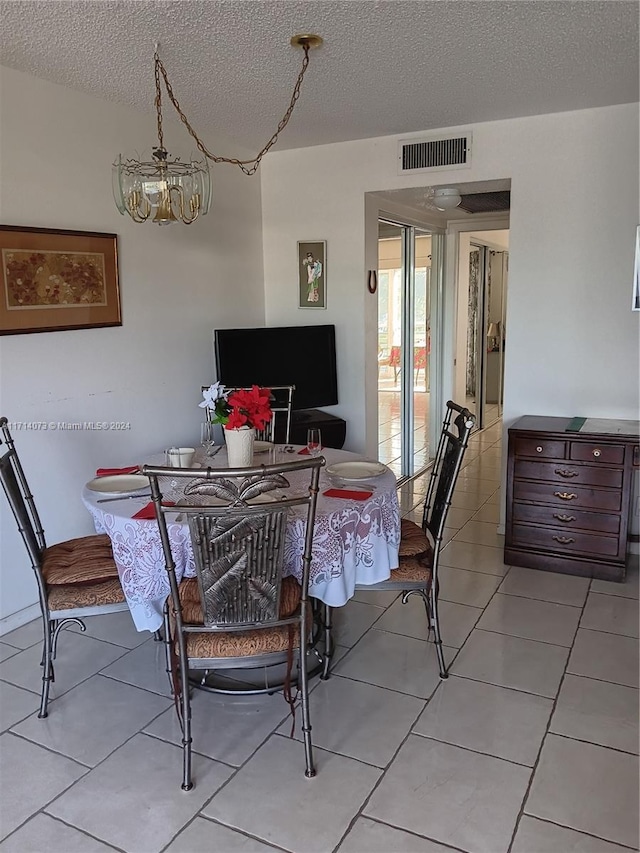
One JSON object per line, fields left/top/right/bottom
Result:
{"left": 132, "top": 501, "right": 174, "bottom": 520}
{"left": 323, "top": 488, "right": 373, "bottom": 501}
{"left": 96, "top": 465, "right": 139, "bottom": 477}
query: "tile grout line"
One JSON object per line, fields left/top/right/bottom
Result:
{"left": 327, "top": 681, "right": 445, "bottom": 853}
{"left": 0, "top": 810, "right": 123, "bottom": 852}
{"left": 505, "top": 573, "right": 593, "bottom": 853}
{"left": 332, "top": 452, "right": 514, "bottom": 851}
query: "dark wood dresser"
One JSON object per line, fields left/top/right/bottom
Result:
{"left": 505, "top": 415, "right": 640, "bottom": 582}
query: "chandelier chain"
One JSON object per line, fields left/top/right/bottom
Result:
{"left": 154, "top": 53, "right": 165, "bottom": 154}
{"left": 154, "top": 44, "right": 311, "bottom": 176}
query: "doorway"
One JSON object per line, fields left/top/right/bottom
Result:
{"left": 460, "top": 233, "right": 509, "bottom": 429}
{"left": 377, "top": 219, "right": 443, "bottom": 479}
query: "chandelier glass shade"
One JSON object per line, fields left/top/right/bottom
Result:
{"left": 113, "top": 150, "right": 211, "bottom": 225}
{"left": 113, "top": 35, "right": 321, "bottom": 225}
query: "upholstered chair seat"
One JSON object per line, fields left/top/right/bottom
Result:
{"left": 47, "top": 578, "right": 125, "bottom": 612}
{"left": 388, "top": 555, "right": 432, "bottom": 584}
{"left": 42, "top": 534, "right": 121, "bottom": 586}
{"left": 175, "top": 575, "right": 303, "bottom": 659}
{"left": 398, "top": 518, "right": 433, "bottom": 558}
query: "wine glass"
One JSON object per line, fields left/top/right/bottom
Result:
{"left": 306, "top": 428, "right": 322, "bottom": 456}
{"left": 200, "top": 422, "right": 215, "bottom": 456}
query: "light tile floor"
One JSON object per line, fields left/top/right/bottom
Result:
{"left": 0, "top": 424, "right": 638, "bottom": 853}
{"left": 378, "top": 384, "right": 501, "bottom": 478}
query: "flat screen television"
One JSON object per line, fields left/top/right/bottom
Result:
{"left": 214, "top": 324, "right": 338, "bottom": 411}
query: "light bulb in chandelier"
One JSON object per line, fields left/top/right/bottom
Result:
{"left": 113, "top": 35, "right": 322, "bottom": 225}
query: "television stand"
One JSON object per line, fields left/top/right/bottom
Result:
{"left": 284, "top": 409, "right": 346, "bottom": 449}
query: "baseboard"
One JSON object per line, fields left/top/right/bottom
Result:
{"left": 0, "top": 602, "right": 40, "bottom": 638}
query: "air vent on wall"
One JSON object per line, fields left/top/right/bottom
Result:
{"left": 398, "top": 133, "right": 472, "bottom": 174}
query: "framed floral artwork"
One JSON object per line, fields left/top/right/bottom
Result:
{"left": 297, "top": 240, "right": 326, "bottom": 309}
{"left": 0, "top": 225, "right": 120, "bottom": 335}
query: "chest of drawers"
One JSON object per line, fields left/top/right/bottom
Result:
{"left": 505, "top": 416, "right": 639, "bottom": 582}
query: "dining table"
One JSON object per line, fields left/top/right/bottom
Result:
{"left": 82, "top": 444, "right": 401, "bottom": 633}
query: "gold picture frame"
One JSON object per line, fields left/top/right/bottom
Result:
{"left": 297, "top": 240, "right": 327, "bottom": 309}
{"left": 0, "top": 225, "right": 121, "bottom": 335}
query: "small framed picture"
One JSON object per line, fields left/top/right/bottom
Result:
{"left": 297, "top": 241, "right": 326, "bottom": 309}
{"left": 633, "top": 225, "right": 640, "bottom": 311}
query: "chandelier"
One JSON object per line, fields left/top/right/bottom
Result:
{"left": 113, "top": 34, "right": 323, "bottom": 225}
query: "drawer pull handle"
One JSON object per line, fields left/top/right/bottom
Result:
{"left": 555, "top": 468, "right": 579, "bottom": 478}
{"left": 554, "top": 491, "right": 577, "bottom": 500}
{"left": 593, "top": 449, "right": 601, "bottom": 458}
{"left": 552, "top": 535, "right": 575, "bottom": 545}
{"left": 553, "top": 513, "right": 576, "bottom": 523}
{"left": 536, "top": 446, "right": 543, "bottom": 453}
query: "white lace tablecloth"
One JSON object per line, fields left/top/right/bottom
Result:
{"left": 82, "top": 447, "right": 400, "bottom": 632}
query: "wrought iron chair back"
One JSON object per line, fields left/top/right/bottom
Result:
{"left": 202, "top": 384, "right": 295, "bottom": 444}
{"left": 190, "top": 508, "right": 289, "bottom": 627}
{"left": 143, "top": 455, "right": 324, "bottom": 790}
{"left": 0, "top": 419, "right": 46, "bottom": 569}
{"left": 422, "top": 402, "right": 476, "bottom": 551}
{"left": 0, "top": 417, "right": 127, "bottom": 718}
{"left": 334, "top": 401, "right": 475, "bottom": 682}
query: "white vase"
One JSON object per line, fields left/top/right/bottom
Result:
{"left": 225, "top": 426, "right": 255, "bottom": 467}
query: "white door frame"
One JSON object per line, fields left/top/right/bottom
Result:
{"left": 442, "top": 216, "right": 510, "bottom": 414}
{"left": 364, "top": 194, "right": 445, "bottom": 462}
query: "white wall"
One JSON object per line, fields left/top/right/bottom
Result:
{"left": 261, "top": 104, "right": 640, "bottom": 457}
{"left": 0, "top": 67, "right": 265, "bottom": 627}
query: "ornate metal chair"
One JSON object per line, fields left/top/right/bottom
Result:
{"left": 143, "top": 455, "right": 324, "bottom": 791}
{"left": 0, "top": 417, "right": 128, "bottom": 718}
{"left": 322, "top": 401, "right": 475, "bottom": 680}
{"left": 202, "top": 385, "right": 295, "bottom": 444}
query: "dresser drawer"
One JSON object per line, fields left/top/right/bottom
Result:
{"left": 511, "top": 523, "right": 621, "bottom": 558}
{"left": 512, "top": 502, "right": 621, "bottom": 535}
{"left": 513, "top": 480, "right": 622, "bottom": 512}
{"left": 514, "top": 460, "right": 623, "bottom": 488}
{"left": 512, "top": 438, "right": 566, "bottom": 459}
{"left": 570, "top": 442, "right": 625, "bottom": 465}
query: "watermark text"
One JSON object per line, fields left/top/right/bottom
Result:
{"left": 6, "top": 421, "right": 131, "bottom": 431}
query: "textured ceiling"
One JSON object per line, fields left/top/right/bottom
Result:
{"left": 1, "top": 1, "right": 637, "bottom": 155}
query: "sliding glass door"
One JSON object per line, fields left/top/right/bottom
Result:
{"left": 377, "top": 219, "right": 442, "bottom": 480}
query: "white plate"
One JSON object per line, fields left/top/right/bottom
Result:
{"left": 253, "top": 441, "right": 274, "bottom": 454}
{"left": 325, "top": 461, "right": 388, "bottom": 481}
{"left": 86, "top": 474, "right": 150, "bottom": 495}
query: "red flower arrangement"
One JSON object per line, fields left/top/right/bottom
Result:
{"left": 200, "top": 383, "right": 273, "bottom": 431}
{"left": 225, "top": 386, "right": 273, "bottom": 431}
